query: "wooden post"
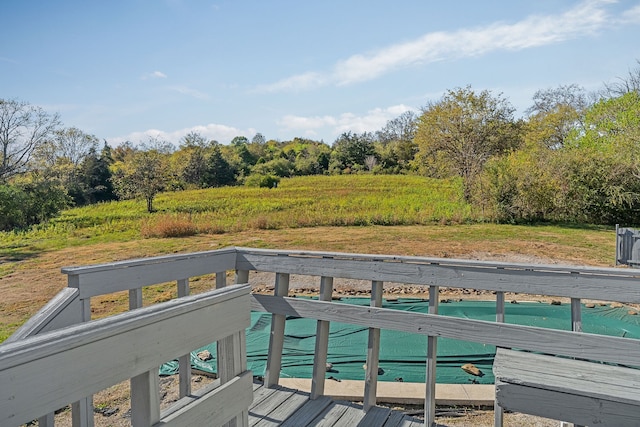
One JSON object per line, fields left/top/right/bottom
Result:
{"left": 130, "top": 370, "right": 161, "bottom": 426}
{"left": 616, "top": 224, "right": 620, "bottom": 265}
{"left": 311, "top": 276, "right": 334, "bottom": 399}
{"left": 494, "top": 291, "right": 505, "bottom": 427}
{"left": 364, "top": 280, "right": 383, "bottom": 411}
{"left": 72, "top": 291, "right": 94, "bottom": 427}
{"left": 570, "top": 297, "right": 584, "bottom": 427}
{"left": 129, "top": 287, "right": 161, "bottom": 426}
{"left": 219, "top": 330, "right": 249, "bottom": 427}
{"left": 177, "top": 278, "right": 191, "bottom": 398}
{"left": 265, "top": 272, "right": 290, "bottom": 387}
{"left": 219, "top": 269, "right": 248, "bottom": 427}
{"left": 235, "top": 269, "right": 248, "bottom": 286}
{"left": 425, "top": 285, "right": 439, "bottom": 427}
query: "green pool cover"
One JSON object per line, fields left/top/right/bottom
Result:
{"left": 160, "top": 297, "right": 640, "bottom": 384}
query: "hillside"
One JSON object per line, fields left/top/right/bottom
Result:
{"left": 0, "top": 175, "right": 615, "bottom": 342}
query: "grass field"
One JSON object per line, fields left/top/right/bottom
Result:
{"left": 0, "top": 174, "right": 617, "bottom": 342}
{"left": 1, "top": 175, "right": 471, "bottom": 259}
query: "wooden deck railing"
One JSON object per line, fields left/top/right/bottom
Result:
{"left": 4, "top": 247, "right": 640, "bottom": 427}
{"left": 0, "top": 284, "right": 252, "bottom": 427}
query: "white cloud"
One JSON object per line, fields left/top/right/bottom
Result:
{"left": 621, "top": 4, "right": 640, "bottom": 23}
{"left": 256, "top": 72, "right": 326, "bottom": 93}
{"left": 142, "top": 70, "right": 168, "bottom": 80}
{"left": 107, "top": 123, "right": 256, "bottom": 146}
{"left": 166, "top": 85, "right": 209, "bottom": 99}
{"left": 278, "top": 104, "right": 417, "bottom": 140}
{"left": 259, "top": 0, "right": 620, "bottom": 92}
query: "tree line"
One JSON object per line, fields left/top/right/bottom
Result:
{"left": 1, "top": 62, "right": 639, "bottom": 230}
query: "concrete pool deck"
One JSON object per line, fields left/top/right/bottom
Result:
{"left": 279, "top": 378, "right": 495, "bottom": 406}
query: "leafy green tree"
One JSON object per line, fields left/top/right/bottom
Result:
{"left": 480, "top": 142, "right": 560, "bottom": 222}
{"left": 372, "top": 141, "right": 400, "bottom": 173}
{"left": 251, "top": 132, "right": 266, "bottom": 145}
{"left": 560, "top": 91, "right": 640, "bottom": 223}
{"left": 76, "top": 145, "right": 116, "bottom": 204}
{"left": 175, "top": 132, "right": 216, "bottom": 188}
{"left": 230, "top": 135, "right": 249, "bottom": 146}
{"left": 251, "top": 158, "right": 293, "bottom": 177}
{"left": 413, "top": 86, "right": 521, "bottom": 200}
{"left": 180, "top": 131, "right": 209, "bottom": 149}
{"left": 202, "top": 144, "right": 236, "bottom": 187}
{"left": 0, "top": 99, "right": 61, "bottom": 181}
{"left": 181, "top": 146, "right": 208, "bottom": 187}
{"left": 376, "top": 110, "right": 418, "bottom": 169}
{"left": 111, "top": 145, "right": 169, "bottom": 212}
{"left": 525, "top": 84, "right": 589, "bottom": 149}
{"left": 0, "top": 180, "right": 68, "bottom": 230}
{"left": 330, "top": 131, "right": 375, "bottom": 173}
{"left": 234, "top": 143, "right": 257, "bottom": 176}
{"left": 111, "top": 141, "right": 137, "bottom": 163}
{"left": 31, "top": 127, "right": 101, "bottom": 205}
{"left": 484, "top": 91, "right": 640, "bottom": 225}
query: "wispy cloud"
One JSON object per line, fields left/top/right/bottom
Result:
{"left": 278, "top": 104, "right": 416, "bottom": 140}
{"left": 258, "top": 0, "right": 621, "bottom": 93}
{"left": 142, "top": 70, "right": 168, "bottom": 80}
{"left": 0, "top": 56, "right": 18, "bottom": 64}
{"left": 167, "top": 85, "right": 209, "bottom": 100}
{"left": 621, "top": 4, "right": 640, "bottom": 23}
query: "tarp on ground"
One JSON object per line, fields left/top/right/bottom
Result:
{"left": 160, "top": 297, "right": 640, "bottom": 384}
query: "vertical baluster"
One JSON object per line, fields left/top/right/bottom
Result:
{"left": 129, "top": 287, "right": 160, "bottom": 426}
{"left": 425, "top": 284, "right": 439, "bottom": 427}
{"left": 220, "top": 269, "right": 248, "bottom": 427}
{"left": 220, "top": 329, "right": 249, "bottom": 427}
{"left": 37, "top": 413, "right": 54, "bottom": 427}
{"left": 571, "top": 298, "right": 582, "bottom": 333}
{"left": 570, "top": 297, "right": 584, "bottom": 427}
{"left": 364, "top": 280, "right": 383, "bottom": 411}
{"left": 311, "top": 276, "right": 334, "bottom": 399}
{"left": 177, "top": 278, "right": 191, "bottom": 398}
{"left": 72, "top": 286, "right": 94, "bottom": 427}
{"left": 494, "top": 291, "right": 505, "bottom": 427}
{"left": 265, "top": 272, "right": 290, "bottom": 387}
{"left": 131, "top": 370, "right": 160, "bottom": 426}
{"left": 217, "top": 270, "right": 228, "bottom": 289}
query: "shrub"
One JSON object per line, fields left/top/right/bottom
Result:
{"left": 0, "top": 182, "right": 69, "bottom": 231}
{"left": 244, "top": 174, "right": 280, "bottom": 188}
{"left": 141, "top": 214, "right": 198, "bottom": 238}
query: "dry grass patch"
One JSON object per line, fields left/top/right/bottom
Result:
{"left": 141, "top": 214, "right": 199, "bottom": 238}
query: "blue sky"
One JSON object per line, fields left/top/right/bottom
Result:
{"left": 2, "top": 0, "right": 639, "bottom": 146}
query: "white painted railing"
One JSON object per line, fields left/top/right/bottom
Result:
{"left": 5, "top": 247, "right": 640, "bottom": 427}
{"left": 0, "top": 284, "right": 252, "bottom": 427}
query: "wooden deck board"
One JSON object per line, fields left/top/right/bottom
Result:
{"left": 252, "top": 390, "right": 310, "bottom": 427}
{"left": 382, "top": 410, "right": 410, "bottom": 427}
{"left": 249, "top": 382, "right": 422, "bottom": 427}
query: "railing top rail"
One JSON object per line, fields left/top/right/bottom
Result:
{"left": 234, "top": 247, "right": 640, "bottom": 278}
{"left": 0, "top": 283, "right": 250, "bottom": 369}
{"left": 61, "top": 247, "right": 237, "bottom": 275}
{"left": 63, "top": 248, "right": 238, "bottom": 298}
